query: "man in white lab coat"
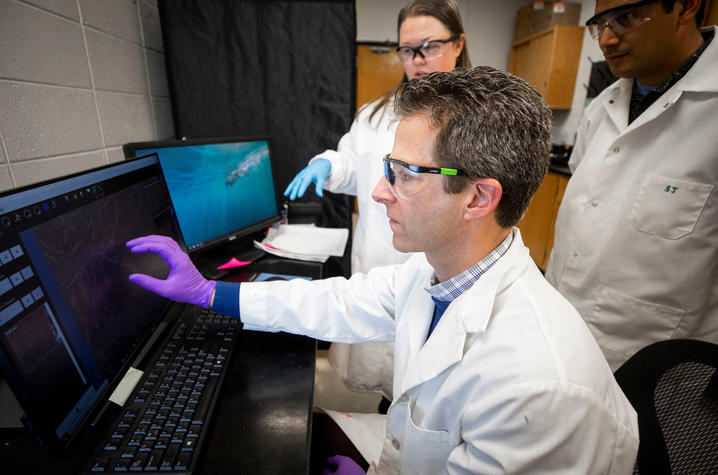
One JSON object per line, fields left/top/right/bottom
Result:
{"left": 127, "top": 67, "right": 639, "bottom": 474}
{"left": 545, "top": 0, "right": 718, "bottom": 370}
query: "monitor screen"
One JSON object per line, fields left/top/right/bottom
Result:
{"left": 123, "top": 138, "right": 281, "bottom": 253}
{"left": 0, "top": 154, "right": 177, "bottom": 453}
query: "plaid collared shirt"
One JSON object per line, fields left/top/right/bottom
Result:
{"left": 425, "top": 229, "right": 514, "bottom": 303}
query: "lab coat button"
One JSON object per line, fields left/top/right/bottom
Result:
{"left": 592, "top": 201, "right": 598, "bottom": 207}
{"left": 612, "top": 147, "right": 620, "bottom": 153}
{"left": 572, "top": 252, "right": 578, "bottom": 257}
{"left": 392, "top": 438, "right": 400, "bottom": 450}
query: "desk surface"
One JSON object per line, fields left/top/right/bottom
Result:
{"left": 196, "top": 330, "right": 316, "bottom": 474}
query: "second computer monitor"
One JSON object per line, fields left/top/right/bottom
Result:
{"left": 123, "top": 137, "right": 281, "bottom": 253}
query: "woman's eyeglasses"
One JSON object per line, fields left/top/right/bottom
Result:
{"left": 395, "top": 36, "right": 458, "bottom": 63}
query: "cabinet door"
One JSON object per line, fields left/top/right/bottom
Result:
{"left": 518, "top": 172, "right": 560, "bottom": 269}
{"left": 544, "top": 173, "right": 569, "bottom": 267}
{"left": 518, "top": 171, "right": 570, "bottom": 270}
{"left": 704, "top": 0, "right": 718, "bottom": 27}
{"left": 508, "top": 25, "right": 584, "bottom": 109}
{"left": 356, "top": 44, "right": 405, "bottom": 110}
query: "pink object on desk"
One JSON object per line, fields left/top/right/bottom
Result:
{"left": 217, "top": 257, "right": 252, "bottom": 270}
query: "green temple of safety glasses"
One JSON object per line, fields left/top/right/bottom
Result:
{"left": 383, "top": 155, "right": 468, "bottom": 185}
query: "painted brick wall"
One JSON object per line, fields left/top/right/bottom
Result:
{"left": 0, "top": 0, "right": 175, "bottom": 191}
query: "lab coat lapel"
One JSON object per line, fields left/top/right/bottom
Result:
{"left": 602, "top": 80, "right": 632, "bottom": 134}
{"left": 397, "top": 230, "right": 531, "bottom": 395}
{"left": 393, "top": 271, "right": 434, "bottom": 397}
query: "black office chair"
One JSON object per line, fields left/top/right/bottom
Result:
{"left": 614, "top": 339, "right": 718, "bottom": 474}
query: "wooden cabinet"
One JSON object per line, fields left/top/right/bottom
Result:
{"left": 508, "top": 25, "right": 585, "bottom": 109}
{"left": 517, "top": 170, "right": 569, "bottom": 270}
{"left": 704, "top": 0, "right": 718, "bottom": 27}
{"left": 356, "top": 43, "right": 404, "bottom": 110}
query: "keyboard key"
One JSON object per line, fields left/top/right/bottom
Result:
{"left": 104, "top": 441, "right": 119, "bottom": 451}
{"left": 121, "top": 446, "right": 138, "bottom": 459}
{"left": 91, "top": 457, "right": 112, "bottom": 472}
{"left": 127, "top": 435, "right": 142, "bottom": 447}
{"left": 145, "top": 449, "right": 164, "bottom": 471}
{"left": 129, "top": 452, "right": 148, "bottom": 471}
{"left": 181, "top": 438, "right": 196, "bottom": 452}
{"left": 113, "top": 458, "right": 131, "bottom": 471}
{"left": 160, "top": 443, "right": 180, "bottom": 471}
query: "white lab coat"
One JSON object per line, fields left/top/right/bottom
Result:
{"left": 545, "top": 26, "right": 718, "bottom": 371}
{"left": 240, "top": 229, "right": 639, "bottom": 474}
{"left": 310, "top": 98, "right": 413, "bottom": 398}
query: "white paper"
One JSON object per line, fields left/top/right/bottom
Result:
{"left": 254, "top": 224, "right": 349, "bottom": 263}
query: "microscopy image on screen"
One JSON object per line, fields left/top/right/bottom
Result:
{"left": 28, "top": 176, "right": 174, "bottom": 380}
{"left": 146, "top": 141, "right": 278, "bottom": 248}
{"left": 2, "top": 303, "right": 87, "bottom": 429}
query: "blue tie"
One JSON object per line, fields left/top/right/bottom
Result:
{"left": 427, "top": 297, "right": 451, "bottom": 339}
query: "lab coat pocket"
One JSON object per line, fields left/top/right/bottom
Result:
{"left": 400, "top": 403, "right": 454, "bottom": 474}
{"left": 590, "top": 286, "right": 684, "bottom": 360}
{"left": 628, "top": 175, "right": 713, "bottom": 239}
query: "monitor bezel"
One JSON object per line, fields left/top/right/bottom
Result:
{"left": 122, "top": 136, "right": 282, "bottom": 255}
{"left": 0, "top": 153, "right": 178, "bottom": 455}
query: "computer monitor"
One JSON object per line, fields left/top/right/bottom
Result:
{"left": 122, "top": 137, "right": 281, "bottom": 256}
{"left": 0, "top": 154, "right": 177, "bottom": 453}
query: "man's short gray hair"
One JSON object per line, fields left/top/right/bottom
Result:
{"left": 394, "top": 66, "right": 552, "bottom": 228}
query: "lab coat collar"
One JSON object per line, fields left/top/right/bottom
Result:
{"left": 602, "top": 26, "right": 718, "bottom": 132}
{"left": 398, "top": 229, "right": 531, "bottom": 395}
{"left": 680, "top": 26, "right": 718, "bottom": 93}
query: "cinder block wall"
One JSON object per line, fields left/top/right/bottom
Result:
{"left": 0, "top": 0, "right": 175, "bottom": 192}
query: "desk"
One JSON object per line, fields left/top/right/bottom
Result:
{"left": 195, "top": 330, "right": 316, "bottom": 474}
{"left": 0, "top": 258, "right": 321, "bottom": 474}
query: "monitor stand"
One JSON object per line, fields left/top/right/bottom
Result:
{"left": 191, "top": 233, "right": 267, "bottom": 280}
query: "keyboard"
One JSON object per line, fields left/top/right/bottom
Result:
{"left": 85, "top": 307, "right": 240, "bottom": 473}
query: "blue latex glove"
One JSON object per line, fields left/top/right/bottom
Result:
{"left": 321, "top": 455, "right": 365, "bottom": 475}
{"left": 284, "top": 158, "right": 332, "bottom": 200}
{"left": 126, "top": 235, "right": 216, "bottom": 309}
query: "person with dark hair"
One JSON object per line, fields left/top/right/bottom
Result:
{"left": 284, "top": 0, "right": 471, "bottom": 403}
{"left": 546, "top": 0, "right": 717, "bottom": 370}
{"left": 126, "top": 66, "right": 638, "bottom": 474}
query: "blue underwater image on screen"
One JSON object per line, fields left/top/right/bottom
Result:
{"left": 145, "top": 141, "right": 278, "bottom": 249}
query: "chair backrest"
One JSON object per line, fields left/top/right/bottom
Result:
{"left": 614, "top": 339, "right": 718, "bottom": 474}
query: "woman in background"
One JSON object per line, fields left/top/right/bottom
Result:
{"left": 284, "top": 0, "right": 471, "bottom": 406}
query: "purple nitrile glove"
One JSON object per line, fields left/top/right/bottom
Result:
{"left": 321, "top": 455, "right": 365, "bottom": 475}
{"left": 284, "top": 158, "right": 332, "bottom": 200}
{"left": 126, "top": 235, "right": 216, "bottom": 308}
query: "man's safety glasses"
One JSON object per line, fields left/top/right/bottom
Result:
{"left": 383, "top": 155, "right": 468, "bottom": 198}
{"left": 585, "top": 0, "right": 657, "bottom": 40}
{"left": 396, "top": 36, "right": 458, "bottom": 63}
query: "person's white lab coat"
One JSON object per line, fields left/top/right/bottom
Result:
{"left": 545, "top": 26, "right": 718, "bottom": 370}
{"left": 310, "top": 98, "right": 413, "bottom": 398}
{"left": 239, "top": 229, "right": 639, "bottom": 474}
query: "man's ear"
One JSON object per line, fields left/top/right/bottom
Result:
{"left": 465, "top": 178, "right": 502, "bottom": 221}
{"left": 677, "top": 0, "right": 701, "bottom": 25}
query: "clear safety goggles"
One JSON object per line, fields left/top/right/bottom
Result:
{"left": 383, "top": 155, "right": 468, "bottom": 198}
{"left": 585, "top": 0, "right": 657, "bottom": 40}
{"left": 396, "top": 36, "right": 458, "bottom": 63}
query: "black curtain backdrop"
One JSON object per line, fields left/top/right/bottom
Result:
{"left": 158, "top": 0, "right": 356, "bottom": 276}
